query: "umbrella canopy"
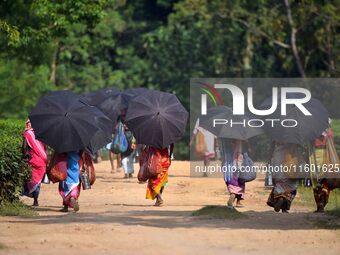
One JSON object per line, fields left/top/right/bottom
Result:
{"left": 122, "top": 88, "right": 148, "bottom": 101}
{"left": 86, "top": 106, "right": 115, "bottom": 154}
{"left": 29, "top": 90, "right": 113, "bottom": 153}
{"left": 199, "top": 106, "right": 263, "bottom": 140}
{"left": 80, "top": 87, "right": 120, "bottom": 121}
{"left": 125, "top": 90, "right": 188, "bottom": 148}
{"left": 260, "top": 92, "right": 329, "bottom": 144}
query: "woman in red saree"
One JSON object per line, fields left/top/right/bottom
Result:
{"left": 22, "top": 119, "right": 47, "bottom": 206}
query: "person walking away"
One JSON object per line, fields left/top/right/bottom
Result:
{"left": 190, "top": 118, "right": 215, "bottom": 177}
{"left": 144, "top": 144, "right": 174, "bottom": 206}
{"left": 22, "top": 119, "right": 48, "bottom": 206}
{"left": 109, "top": 132, "right": 122, "bottom": 173}
{"left": 309, "top": 127, "right": 340, "bottom": 212}
{"left": 121, "top": 125, "right": 137, "bottom": 178}
{"left": 59, "top": 151, "right": 82, "bottom": 212}
{"left": 222, "top": 139, "right": 251, "bottom": 208}
{"left": 267, "top": 142, "right": 303, "bottom": 213}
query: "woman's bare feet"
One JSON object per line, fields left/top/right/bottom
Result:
{"left": 227, "top": 193, "right": 236, "bottom": 207}
{"left": 71, "top": 198, "right": 79, "bottom": 212}
{"left": 33, "top": 199, "right": 39, "bottom": 207}
{"left": 154, "top": 195, "right": 164, "bottom": 207}
{"left": 60, "top": 206, "right": 68, "bottom": 212}
{"left": 235, "top": 200, "right": 244, "bottom": 208}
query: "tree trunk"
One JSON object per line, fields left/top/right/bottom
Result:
{"left": 49, "top": 41, "right": 59, "bottom": 84}
{"left": 284, "top": 0, "right": 306, "bottom": 78}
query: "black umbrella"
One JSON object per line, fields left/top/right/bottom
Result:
{"left": 122, "top": 88, "right": 148, "bottom": 101}
{"left": 260, "top": 92, "right": 329, "bottom": 144}
{"left": 80, "top": 87, "right": 120, "bottom": 121}
{"left": 125, "top": 90, "right": 188, "bottom": 148}
{"left": 29, "top": 90, "right": 113, "bottom": 153}
{"left": 199, "top": 106, "right": 263, "bottom": 140}
{"left": 86, "top": 106, "right": 115, "bottom": 154}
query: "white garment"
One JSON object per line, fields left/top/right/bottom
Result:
{"left": 122, "top": 154, "right": 134, "bottom": 174}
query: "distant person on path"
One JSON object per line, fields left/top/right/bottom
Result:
{"left": 121, "top": 125, "right": 137, "bottom": 178}
{"left": 309, "top": 126, "right": 340, "bottom": 213}
{"left": 22, "top": 119, "right": 48, "bottom": 206}
{"left": 109, "top": 132, "right": 122, "bottom": 173}
{"left": 190, "top": 118, "right": 215, "bottom": 177}
{"left": 267, "top": 142, "right": 303, "bottom": 213}
{"left": 222, "top": 139, "right": 252, "bottom": 208}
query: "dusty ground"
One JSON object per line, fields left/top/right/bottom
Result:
{"left": 1, "top": 160, "right": 340, "bottom": 255}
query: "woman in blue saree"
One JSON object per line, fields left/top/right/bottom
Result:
{"left": 59, "top": 151, "right": 81, "bottom": 212}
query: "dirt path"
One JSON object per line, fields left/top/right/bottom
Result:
{"left": 1, "top": 160, "right": 340, "bottom": 255}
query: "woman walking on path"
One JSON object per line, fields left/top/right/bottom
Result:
{"left": 121, "top": 125, "right": 137, "bottom": 178}
{"left": 22, "top": 119, "right": 47, "bottom": 206}
{"left": 190, "top": 118, "right": 215, "bottom": 177}
{"left": 143, "top": 144, "right": 174, "bottom": 206}
{"left": 267, "top": 142, "right": 303, "bottom": 213}
{"left": 222, "top": 139, "right": 251, "bottom": 208}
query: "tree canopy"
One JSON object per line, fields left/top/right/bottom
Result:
{"left": 0, "top": 0, "right": 339, "bottom": 158}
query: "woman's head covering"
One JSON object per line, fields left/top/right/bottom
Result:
{"left": 25, "top": 119, "right": 32, "bottom": 130}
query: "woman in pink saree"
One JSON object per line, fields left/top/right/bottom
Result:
{"left": 22, "top": 119, "right": 47, "bottom": 206}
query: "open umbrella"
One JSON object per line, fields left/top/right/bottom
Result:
{"left": 86, "top": 106, "right": 115, "bottom": 154}
{"left": 260, "top": 92, "right": 329, "bottom": 144}
{"left": 125, "top": 90, "right": 188, "bottom": 148}
{"left": 199, "top": 106, "right": 263, "bottom": 140}
{"left": 29, "top": 90, "right": 113, "bottom": 153}
{"left": 80, "top": 87, "right": 120, "bottom": 121}
{"left": 122, "top": 88, "right": 148, "bottom": 101}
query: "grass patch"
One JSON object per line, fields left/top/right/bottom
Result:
{"left": 296, "top": 185, "right": 340, "bottom": 216}
{"left": 294, "top": 185, "right": 315, "bottom": 209}
{"left": 0, "top": 200, "right": 37, "bottom": 217}
{"left": 192, "top": 205, "right": 246, "bottom": 220}
{"left": 313, "top": 219, "right": 340, "bottom": 230}
{"left": 0, "top": 243, "right": 6, "bottom": 249}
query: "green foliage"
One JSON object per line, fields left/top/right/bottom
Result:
{"left": 0, "top": 0, "right": 111, "bottom": 46}
{"left": 0, "top": 200, "right": 37, "bottom": 217}
{"left": 0, "top": 59, "right": 54, "bottom": 119}
{"left": 0, "top": 119, "right": 31, "bottom": 203}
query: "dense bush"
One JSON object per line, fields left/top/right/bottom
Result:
{"left": 0, "top": 119, "right": 30, "bottom": 204}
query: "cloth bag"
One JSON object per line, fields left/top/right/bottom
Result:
{"left": 238, "top": 152, "right": 256, "bottom": 183}
{"left": 111, "top": 121, "right": 128, "bottom": 154}
{"left": 46, "top": 153, "right": 67, "bottom": 183}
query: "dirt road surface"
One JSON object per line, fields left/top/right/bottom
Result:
{"left": 1, "top": 160, "right": 340, "bottom": 255}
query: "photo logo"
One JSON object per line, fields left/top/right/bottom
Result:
{"left": 201, "top": 84, "right": 311, "bottom": 116}
{"left": 201, "top": 84, "right": 312, "bottom": 128}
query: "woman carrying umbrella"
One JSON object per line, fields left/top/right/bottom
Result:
{"left": 260, "top": 92, "right": 329, "bottom": 213}
{"left": 22, "top": 119, "right": 48, "bottom": 206}
{"left": 200, "top": 106, "right": 262, "bottom": 208}
{"left": 125, "top": 90, "right": 188, "bottom": 206}
{"left": 30, "top": 90, "right": 113, "bottom": 212}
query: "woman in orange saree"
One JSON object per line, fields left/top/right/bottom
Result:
{"left": 145, "top": 144, "right": 174, "bottom": 206}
